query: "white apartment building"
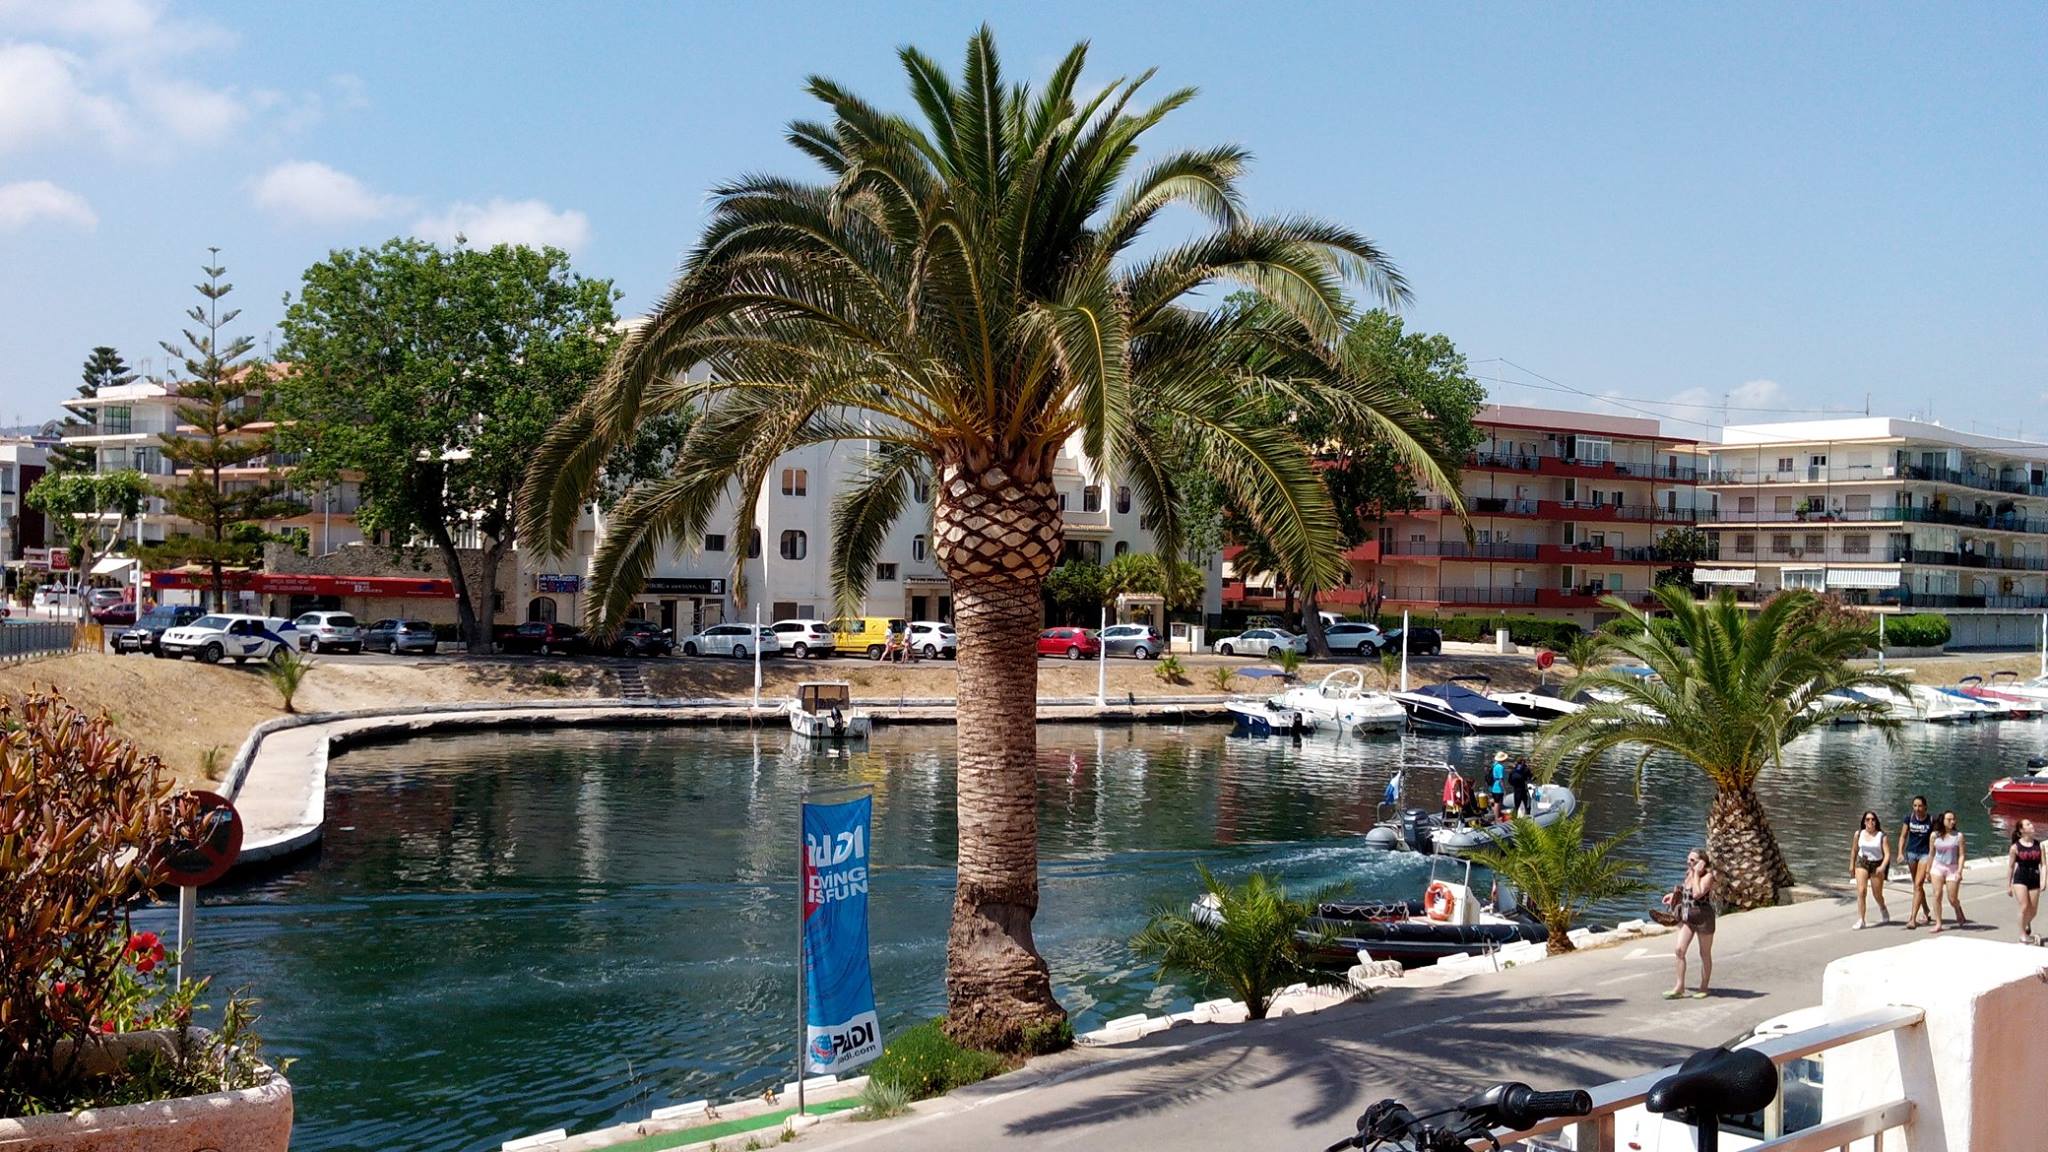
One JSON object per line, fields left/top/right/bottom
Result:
{"left": 526, "top": 437, "right": 1219, "bottom": 635}
{"left": 1696, "top": 417, "right": 2048, "bottom": 611}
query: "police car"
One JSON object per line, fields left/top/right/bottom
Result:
{"left": 158, "top": 613, "right": 304, "bottom": 664}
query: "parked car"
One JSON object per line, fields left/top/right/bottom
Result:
{"left": 115, "top": 604, "right": 206, "bottom": 654}
{"left": 1382, "top": 625, "right": 1443, "bottom": 657}
{"left": 90, "top": 600, "right": 137, "bottom": 627}
{"left": 1036, "top": 626, "right": 1101, "bottom": 660}
{"left": 906, "top": 621, "right": 957, "bottom": 659}
{"left": 1211, "top": 628, "right": 1306, "bottom": 657}
{"left": 364, "top": 618, "right": 441, "bottom": 655}
{"left": 606, "top": 618, "right": 674, "bottom": 657}
{"left": 770, "top": 618, "right": 837, "bottom": 658}
{"left": 1098, "top": 623, "right": 1164, "bottom": 659}
{"left": 680, "top": 622, "right": 779, "bottom": 659}
{"left": 498, "top": 621, "right": 588, "bottom": 655}
{"left": 86, "top": 587, "right": 127, "bottom": 610}
{"left": 33, "top": 587, "right": 80, "bottom": 610}
{"left": 292, "top": 611, "right": 364, "bottom": 653}
{"left": 830, "top": 616, "right": 904, "bottom": 658}
{"left": 159, "top": 614, "right": 302, "bottom": 664}
{"left": 1322, "top": 621, "right": 1386, "bottom": 656}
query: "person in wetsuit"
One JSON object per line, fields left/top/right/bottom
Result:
{"left": 1509, "top": 755, "right": 1534, "bottom": 816}
{"left": 2010, "top": 819, "right": 2043, "bottom": 945}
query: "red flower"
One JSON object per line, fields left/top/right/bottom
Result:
{"left": 135, "top": 956, "right": 156, "bottom": 974}
{"left": 99, "top": 1021, "right": 116, "bottom": 1034}
{"left": 52, "top": 981, "right": 68, "bottom": 997}
{"left": 127, "top": 930, "right": 160, "bottom": 953}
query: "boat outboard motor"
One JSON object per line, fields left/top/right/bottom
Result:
{"left": 1400, "top": 809, "right": 1433, "bottom": 854}
{"left": 2030, "top": 756, "right": 2048, "bottom": 770}
{"left": 829, "top": 705, "right": 846, "bottom": 737}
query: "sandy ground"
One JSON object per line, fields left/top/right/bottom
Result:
{"left": 0, "top": 651, "right": 612, "bottom": 786}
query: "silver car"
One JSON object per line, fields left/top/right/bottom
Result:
{"left": 293, "top": 611, "right": 364, "bottom": 653}
{"left": 1099, "top": 623, "right": 1164, "bottom": 659}
{"left": 1211, "top": 628, "right": 1307, "bottom": 657}
{"left": 680, "top": 623, "right": 781, "bottom": 658}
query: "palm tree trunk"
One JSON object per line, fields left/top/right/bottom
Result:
{"left": 1707, "top": 785, "right": 1795, "bottom": 909}
{"left": 1544, "top": 910, "right": 1577, "bottom": 955}
{"left": 934, "top": 459, "right": 1066, "bottom": 1050}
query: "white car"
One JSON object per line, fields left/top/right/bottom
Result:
{"left": 159, "top": 614, "right": 302, "bottom": 664}
{"left": 293, "top": 611, "right": 364, "bottom": 653}
{"left": 770, "top": 618, "right": 836, "bottom": 658}
{"left": 1322, "top": 621, "right": 1386, "bottom": 655}
{"left": 1211, "top": 628, "right": 1307, "bottom": 657}
{"left": 680, "top": 622, "right": 781, "bottom": 659}
{"left": 33, "top": 587, "right": 80, "bottom": 610}
{"left": 906, "top": 621, "right": 957, "bottom": 659}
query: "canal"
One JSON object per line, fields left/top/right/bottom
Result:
{"left": 159, "top": 718, "right": 2048, "bottom": 1151}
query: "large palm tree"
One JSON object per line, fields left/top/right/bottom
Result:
{"left": 1537, "top": 587, "right": 1906, "bottom": 910}
{"left": 520, "top": 28, "right": 1455, "bottom": 1049}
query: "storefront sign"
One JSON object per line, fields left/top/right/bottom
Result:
{"left": 800, "top": 790, "right": 881, "bottom": 1075}
{"left": 536, "top": 573, "right": 582, "bottom": 594}
{"left": 148, "top": 571, "right": 457, "bottom": 598}
{"left": 644, "top": 577, "right": 726, "bottom": 596}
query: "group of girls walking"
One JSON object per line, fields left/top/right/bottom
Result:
{"left": 1850, "top": 799, "right": 1968, "bottom": 932}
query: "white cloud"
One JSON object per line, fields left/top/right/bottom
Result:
{"left": 0, "top": 180, "right": 98, "bottom": 231}
{"left": 413, "top": 198, "right": 590, "bottom": 253}
{"left": 0, "top": 41, "right": 127, "bottom": 152}
{"left": 134, "top": 75, "right": 246, "bottom": 142}
{"left": 1655, "top": 378, "right": 1789, "bottom": 431}
{"left": 252, "top": 161, "right": 403, "bottom": 223}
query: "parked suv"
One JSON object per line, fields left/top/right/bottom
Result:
{"left": 498, "top": 621, "right": 587, "bottom": 655}
{"left": 364, "top": 618, "right": 440, "bottom": 655}
{"left": 293, "top": 611, "right": 364, "bottom": 654}
{"left": 116, "top": 605, "right": 206, "bottom": 654}
{"left": 607, "top": 618, "right": 674, "bottom": 657}
{"left": 159, "top": 614, "right": 301, "bottom": 664}
{"left": 1098, "top": 623, "right": 1163, "bottom": 659}
{"left": 680, "top": 623, "right": 779, "bottom": 658}
{"left": 1323, "top": 621, "right": 1386, "bottom": 656}
{"left": 1384, "top": 625, "right": 1442, "bottom": 657}
{"left": 906, "top": 621, "right": 957, "bottom": 659}
{"left": 771, "top": 618, "right": 836, "bottom": 658}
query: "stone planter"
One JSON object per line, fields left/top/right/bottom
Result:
{"left": 0, "top": 1031, "right": 291, "bottom": 1152}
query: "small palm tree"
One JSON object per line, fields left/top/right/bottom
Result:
{"left": 1153, "top": 652, "right": 1189, "bottom": 686}
{"left": 1467, "top": 809, "right": 1650, "bottom": 955}
{"left": 1377, "top": 648, "right": 1402, "bottom": 691}
{"left": 1562, "top": 632, "right": 1604, "bottom": 678}
{"left": 1269, "top": 646, "right": 1304, "bottom": 679}
{"left": 1130, "top": 866, "right": 1342, "bottom": 1020}
{"left": 264, "top": 649, "right": 314, "bottom": 714}
{"left": 1206, "top": 666, "right": 1237, "bottom": 693}
{"left": 1538, "top": 587, "right": 1905, "bottom": 909}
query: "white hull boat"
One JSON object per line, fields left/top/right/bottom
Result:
{"left": 1392, "top": 676, "right": 1528, "bottom": 734}
{"left": 1955, "top": 675, "right": 2044, "bottom": 719}
{"left": 1225, "top": 697, "right": 1315, "bottom": 737}
{"left": 1367, "top": 782, "right": 1579, "bottom": 858}
{"left": 1850, "top": 682, "right": 1974, "bottom": 724}
{"left": 787, "top": 681, "right": 871, "bottom": 740}
{"left": 1488, "top": 685, "right": 1584, "bottom": 724}
{"left": 1277, "top": 668, "right": 1408, "bottom": 735}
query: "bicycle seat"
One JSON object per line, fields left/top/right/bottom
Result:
{"left": 1645, "top": 1046, "right": 1777, "bottom": 1118}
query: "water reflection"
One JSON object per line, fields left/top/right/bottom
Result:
{"left": 153, "top": 718, "right": 2048, "bottom": 1152}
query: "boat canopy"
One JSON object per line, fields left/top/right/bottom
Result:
{"left": 796, "top": 682, "right": 853, "bottom": 713}
{"left": 1410, "top": 682, "right": 1513, "bottom": 718}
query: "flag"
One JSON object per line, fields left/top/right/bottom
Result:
{"left": 801, "top": 793, "right": 882, "bottom": 1074}
{"left": 1381, "top": 771, "right": 1402, "bottom": 806}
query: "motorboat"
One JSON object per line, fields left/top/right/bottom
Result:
{"left": 1391, "top": 676, "right": 1529, "bottom": 734}
{"left": 1811, "top": 689, "right": 1869, "bottom": 726}
{"left": 1363, "top": 766, "right": 1580, "bottom": 858}
{"left": 1276, "top": 668, "right": 1408, "bottom": 735}
{"left": 1984, "top": 672, "right": 2048, "bottom": 706}
{"left": 1956, "top": 675, "right": 2043, "bottom": 719}
{"left": 1224, "top": 697, "right": 1313, "bottom": 738}
{"left": 787, "top": 681, "right": 871, "bottom": 740}
{"left": 1193, "top": 856, "right": 1548, "bottom": 969}
{"left": 1987, "top": 757, "right": 2048, "bottom": 808}
{"left": 1846, "top": 678, "right": 1974, "bottom": 724}
{"left": 1933, "top": 684, "right": 2010, "bottom": 720}
{"left": 1486, "top": 682, "right": 1585, "bottom": 725}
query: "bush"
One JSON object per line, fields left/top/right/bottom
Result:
{"left": 853, "top": 1077, "right": 912, "bottom": 1120}
{"left": 1129, "top": 865, "right": 1345, "bottom": 1020}
{"left": 1153, "top": 653, "right": 1188, "bottom": 686}
{"left": 1430, "top": 615, "right": 1583, "bottom": 649}
{"left": 864, "top": 1020, "right": 1008, "bottom": 1101}
{"left": 1017, "top": 1016, "right": 1073, "bottom": 1056}
{"left": 1883, "top": 613, "right": 1950, "bottom": 648}
{"left": 263, "top": 649, "right": 314, "bottom": 713}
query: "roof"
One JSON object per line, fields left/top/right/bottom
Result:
{"left": 1716, "top": 417, "right": 2048, "bottom": 460}
{"left": 1477, "top": 404, "right": 1699, "bottom": 446}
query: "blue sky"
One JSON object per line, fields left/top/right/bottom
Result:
{"left": 2, "top": 1, "right": 2043, "bottom": 438}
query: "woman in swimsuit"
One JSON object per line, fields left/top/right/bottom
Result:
{"left": 1849, "top": 811, "right": 1890, "bottom": 930}
{"left": 1927, "top": 811, "right": 1966, "bottom": 933}
{"left": 1661, "top": 849, "right": 1716, "bottom": 999}
{"left": 2010, "top": 819, "right": 2042, "bottom": 945}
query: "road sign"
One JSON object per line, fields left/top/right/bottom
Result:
{"left": 158, "top": 790, "right": 243, "bottom": 888}
{"left": 1536, "top": 650, "right": 1557, "bottom": 670}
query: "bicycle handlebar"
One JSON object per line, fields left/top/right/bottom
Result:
{"left": 1326, "top": 1081, "right": 1592, "bottom": 1151}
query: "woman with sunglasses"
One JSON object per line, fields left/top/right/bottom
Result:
{"left": 1849, "top": 811, "right": 1890, "bottom": 929}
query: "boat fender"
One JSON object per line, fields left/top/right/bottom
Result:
{"left": 1424, "top": 881, "right": 1458, "bottom": 923}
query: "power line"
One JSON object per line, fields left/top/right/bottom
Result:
{"left": 1482, "top": 359, "right": 1862, "bottom": 430}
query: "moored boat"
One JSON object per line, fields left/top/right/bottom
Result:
{"left": 1392, "top": 676, "right": 1529, "bottom": 734}
{"left": 787, "top": 681, "right": 871, "bottom": 740}
{"left": 1225, "top": 697, "right": 1313, "bottom": 737}
{"left": 1488, "top": 683, "right": 1584, "bottom": 724}
{"left": 1987, "top": 757, "right": 2048, "bottom": 807}
{"left": 1276, "top": 668, "right": 1407, "bottom": 735}
{"left": 1956, "top": 675, "right": 2043, "bottom": 719}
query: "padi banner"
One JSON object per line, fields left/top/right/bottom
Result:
{"left": 802, "top": 793, "right": 881, "bottom": 1074}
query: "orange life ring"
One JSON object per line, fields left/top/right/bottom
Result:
{"left": 1424, "top": 880, "right": 1457, "bottom": 923}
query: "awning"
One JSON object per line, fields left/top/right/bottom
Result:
{"left": 1825, "top": 568, "right": 1904, "bottom": 590}
{"left": 90, "top": 556, "right": 136, "bottom": 577}
{"left": 1693, "top": 567, "right": 1756, "bottom": 585}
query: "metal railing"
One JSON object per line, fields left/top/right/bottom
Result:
{"left": 1383, "top": 541, "right": 1542, "bottom": 560}
{"left": 1540, "top": 500, "right": 1699, "bottom": 524}
{"left": 1900, "top": 462, "right": 2048, "bottom": 498}
{"left": 1385, "top": 586, "right": 1539, "bottom": 606}
{"left": 0, "top": 620, "right": 80, "bottom": 661}
{"left": 1497, "top": 1006, "right": 1921, "bottom": 1152}
{"left": 1706, "top": 505, "right": 2048, "bottom": 535}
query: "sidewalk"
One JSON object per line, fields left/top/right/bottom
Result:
{"left": 802, "top": 864, "right": 2022, "bottom": 1152}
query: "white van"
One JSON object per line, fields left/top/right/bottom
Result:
{"left": 158, "top": 614, "right": 303, "bottom": 664}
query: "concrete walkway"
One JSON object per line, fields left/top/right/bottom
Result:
{"left": 802, "top": 863, "right": 2026, "bottom": 1152}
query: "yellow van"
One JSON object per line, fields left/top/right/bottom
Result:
{"left": 830, "top": 616, "right": 904, "bottom": 657}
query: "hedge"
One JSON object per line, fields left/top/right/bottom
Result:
{"left": 1371, "top": 615, "right": 1584, "bottom": 649}
{"left": 862, "top": 1019, "right": 1009, "bottom": 1101}
{"left": 1883, "top": 613, "right": 1950, "bottom": 648}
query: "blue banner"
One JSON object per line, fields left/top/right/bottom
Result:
{"left": 801, "top": 793, "right": 881, "bottom": 1074}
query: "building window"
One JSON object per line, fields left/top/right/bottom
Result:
{"left": 779, "top": 530, "right": 807, "bottom": 560}
{"left": 781, "top": 468, "right": 807, "bottom": 496}
{"left": 1114, "top": 540, "right": 1130, "bottom": 558}
{"left": 1844, "top": 534, "right": 1871, "bottom": 555}
{"left": 1776, "top": 457, "right": 1794, "bottom": 473}
{"left": 748, "top": 528, "right": 761, "bottom": 559}
{"left": 876, "top": 563, "right": 898, "bottom": 581}
{"left": 1771, "top": 534, "right": 1793, "bottom": 554}
{"left": 1846, "top": 493, "right": 1871, "bottom": 513}
{"left": 913, "top": 473, "right": 932, "bottom": 504}
{"left": 1804, "top": 533, "right": 1825, "bottom": 553}
{"left": 103, "top": 406, "right": 132, "bottom": 435}
{"left": 772, "top": 601, "right": 798, "bottom": 620}
{"left": 1774, "top": 495, "right": 1794, "bottom": 513}
{"left": 912, "top": 535, "right": 927, "bottom": 562}
{"left": 1115, "top": 486, "right": 1131, "bottom": 514}
{"left": 1609, "top": 572, "right": 1624, "bottom": 591}
{"left": 527, "top": 596, "right": 558, "bottom": 623}
{"left": 1083, "top": 485, "right": 1102, "bottom": 513}
{"left": 1139, "top": 513, "right": 1154, "bottom": 530}
{"left": 1738, "top": 496, "right": 1756, "bottom": 513}
{"left": 1065, "top": 539, "right": 1102, "bottom": 565}
{"left": 1057, "top": 492, "right": 1069, "bottom": 511}
{"left": 1735, "top": 534, "right": 1756, "bottom": 555}
{"left": 704, "top": 533, "right": 726, "bottom": 553}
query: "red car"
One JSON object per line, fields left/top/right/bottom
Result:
{"left": 1036, "top": 627, "right": 1101, "bottom": 660}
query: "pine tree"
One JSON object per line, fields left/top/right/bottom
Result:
{"left": 156, "top": 251, "right": 299, "bottom": 610}
{"left": 50, "top": 347, "right": 136, "bottom": 475}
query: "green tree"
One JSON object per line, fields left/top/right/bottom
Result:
{"left": 1467, "top": 810, "right": 1651, "bottom": 955}
{"left": 1041, "top": 560, "right": 1108, "bottom": 624}
{"left": 25, "top": 471, "right": 149, "bottom": 578}
{"left": 1538, "top": 587, "right": 1907, "bottom": 909}
{"left": 273, "top": 240, "right": 617, "bottom": 651}
{"left": 1652, "top": 526, "right": 1713, "bottom": 588}
{"left": 1103, "top": 550, "right": 1205, "bottom": 612}
{"left": 51, "top": 347, "right": 136, "bottom": 476}
{"left": 1129, "top": 866, "right": 1342, "bottom": 1020}
{"left": 517, "top": 29, "right": 1454, "bottom": 1049}
{"left": 156, "top": 252, "right": 299, "bottom": 610}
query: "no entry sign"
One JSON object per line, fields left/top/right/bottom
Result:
{"left": 158, "top": 790, "right": 243, "bottom": 888}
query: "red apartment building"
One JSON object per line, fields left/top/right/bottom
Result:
{"left": 1225, "top": 405, "right": 1709, "bottom": 626}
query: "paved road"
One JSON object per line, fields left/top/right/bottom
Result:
{"left": 804, "top": 864, "right": 2022, "bottom": 1152}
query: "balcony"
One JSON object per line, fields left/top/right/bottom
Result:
{"left": 1381, "top": 541, "right": 1541, "bottom": 561}
{"left": 1900, "top": 462, "right": 2048, "bottom": 499}
{"left": 1537, "top": 586, "right": 1659, "bottom": 609}
{"left": 1704, "top": 464, "right": 1899, "bottom": 486}
{"left": 1468, "top": 451, "right": 1700, "bottom": 483}
{"left": 1889, "top": 547, "right": 2048, "bottom": 572}
{"left": 1883, "top": 591, "right": 2048, "bottom": 610}
{"left": 1384, "top": 585, "right": 1539, "bottom": 607}
{"left": 1707, "top": 505, "right": 2048, "bottom": 536}
{"left": 1538, "top": 500, "right": 1698, "bottom": 525}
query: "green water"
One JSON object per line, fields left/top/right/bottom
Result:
{"left": 149, "top": 718, "right": 2048, "bottom": 1151}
